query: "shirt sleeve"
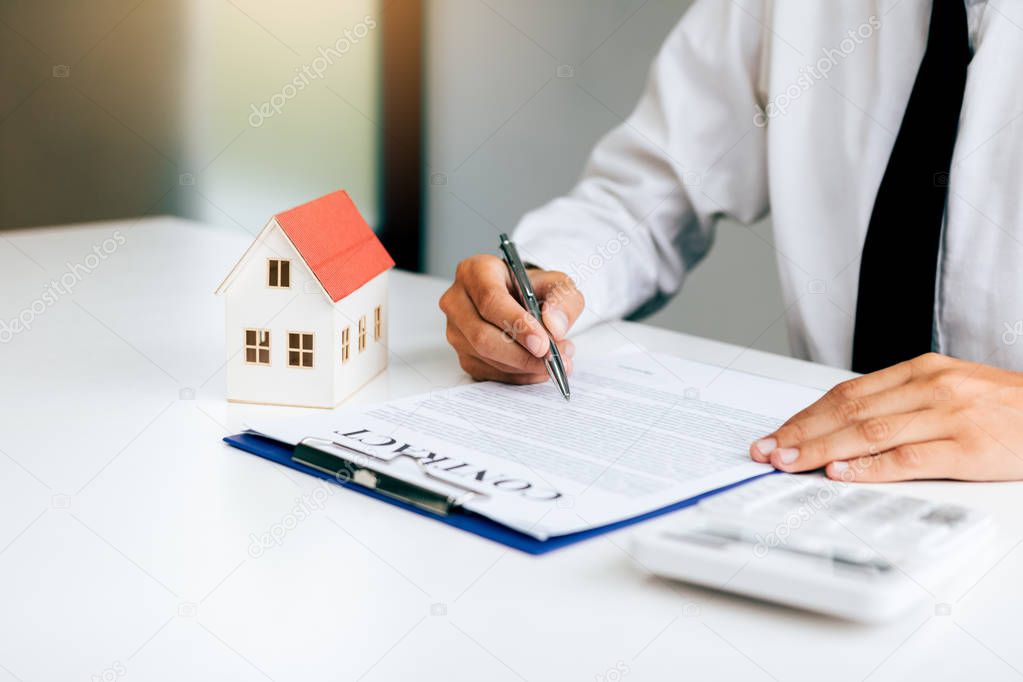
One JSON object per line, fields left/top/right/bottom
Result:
{"left": 512, "top": 0, "right": 770, "bottom": 332}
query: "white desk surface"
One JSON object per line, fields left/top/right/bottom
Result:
{"left": 1, "top": 217, "right": 1022, "bottom": 682}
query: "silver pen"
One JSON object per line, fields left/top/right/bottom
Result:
{"left": 498, "top": 233, "right": 571, "bottom": 401}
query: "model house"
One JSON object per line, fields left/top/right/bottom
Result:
{"left": 215, "top": 190, "right": 394, "bottom": 408}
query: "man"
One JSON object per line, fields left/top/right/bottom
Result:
{"left": 439, "top": 1, "right": 1023, "bottom": 482}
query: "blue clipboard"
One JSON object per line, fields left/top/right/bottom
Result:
{"left": 224, "top": 432, "right": 773, "bottom": 555}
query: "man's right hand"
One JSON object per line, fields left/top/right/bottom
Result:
{"left": 438, "top": 254, "right": 584, "bottom": 384}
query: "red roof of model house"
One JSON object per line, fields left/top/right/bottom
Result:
{"left": 274, "top": 190, "right": 395, "bottom": 302}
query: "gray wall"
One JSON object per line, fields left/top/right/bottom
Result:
{"left": 0, "top": 0, "right": 381, "bottom": 236}
{"left": 0, "top": 0, "right": 187, "bottom": 227}
{"left": 424, "top": 0, "right": 789, "bottom": 356}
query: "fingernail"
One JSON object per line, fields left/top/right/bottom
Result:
{"left": 562, "top": 340, "right": 576, "bottom": 358}
{"left": 753, "top": 438, "right": 777, "bottom": 456}
{"left": 830, "top": 461, "right": 849, "bottom": 474}
{"left": 525, "top": 334, "right": 545, "bottom": 357}
{"left": 546, "top": 309, "right": 568, "bottom": 338}
{"left": 777, "top": 448, "right": 799, "bottom": 464}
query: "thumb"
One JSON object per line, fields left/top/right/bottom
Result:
{"left": 528, "top": 270, "right": 584, "bottom": 341}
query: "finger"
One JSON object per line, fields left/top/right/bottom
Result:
{"left": 443, "top": 286, "right": 551, "bottom": 370}
{"left": 754, "top": 380, "right": 947, "bottom": 462}
{"left": 769, "top": 408, "right": 953, "bottom": 473}
{"left": 825, "top": 440, "right": 963, "bottom": 482}
{"left": 530, "top": 270, "right": 584, "bottom": 341}
{"left": 458, "top": 257, "right": 550, "bottom": 358}
{"left": 446, "top": 320, "right": 545, "bottom": 375}
{"left": 447, "top": 323, "right": 575, "bottom": 376}
{"left": 782, "top": 354, "right": 938, "bottom": 426}
{"left": 457, "top": 352, "right": 573, "bottom": 385}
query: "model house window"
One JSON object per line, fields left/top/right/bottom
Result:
{"left": 374, "top": 305, "right": 382, "bottom": 341}
{"left": 358, "top": 316, "right": 367, "bottom": 352}
{"left": 244, "top": 329, "right": 271, "bottom": 365}
{"left": 268, "top": 259, "right": 291, "bottom": 288}
{"left": 288, "top": 332, "right": 313, "bottom": 367}
{"left": 341, "top": 327, "right": 351, "bottom": 364}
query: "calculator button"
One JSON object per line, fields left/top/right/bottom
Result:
{"left": 861, "top": 500, "right": 916, "bottom": 525}
{"left": 886, "top": 497, "right": 930, "bottom": 517}
{"left": 843, "top": 519, "right": 896, "bottom": 540}
{"left": 921, "top": 505, "right": 970, "bottom": 527}
{"left": 828, "top": 491, "right": 885, "bottom": 518}
{"left": 799, "top": 517, "right": 842, "bottom": 534}
{"left": 773, "top": 490, "right": 822, "bottom": 509}
{"left": 879, "top": 523, "right": 948, "bottom": 552}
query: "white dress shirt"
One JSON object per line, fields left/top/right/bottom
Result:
{"left": 513, "top": 0, "right": 1023, "bottom": 371}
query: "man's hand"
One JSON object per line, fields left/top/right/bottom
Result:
{"left": 749, "top": 352, "right": 1023, "bottom": 481}
{"left": 439, "top": 254, "right": 584, "bottom": 384}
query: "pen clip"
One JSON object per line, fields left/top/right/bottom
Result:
{"left": 499, "top": 233, "right": 542, "bottom": 319}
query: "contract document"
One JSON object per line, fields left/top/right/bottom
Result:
{"left": 247, "top": 352, "right": 823, "bottom": 540}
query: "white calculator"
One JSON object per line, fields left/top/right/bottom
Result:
{"left": 631, "top": 474, "right": 993, "bottom": 623}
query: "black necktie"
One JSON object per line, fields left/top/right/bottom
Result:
{"left": 851, "top": 1, "right": 971, "bottom": 374}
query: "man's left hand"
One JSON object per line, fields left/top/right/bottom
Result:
{"left": 749, "top": 352, "right": 1023, "bottom": 481}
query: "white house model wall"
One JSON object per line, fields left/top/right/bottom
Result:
{"left": 219, "top": 196, "right": 393, "bottom": 408}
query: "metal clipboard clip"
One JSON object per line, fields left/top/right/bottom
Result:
{"left": 292, "top": 436, "right": 487, "bottom": 516}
